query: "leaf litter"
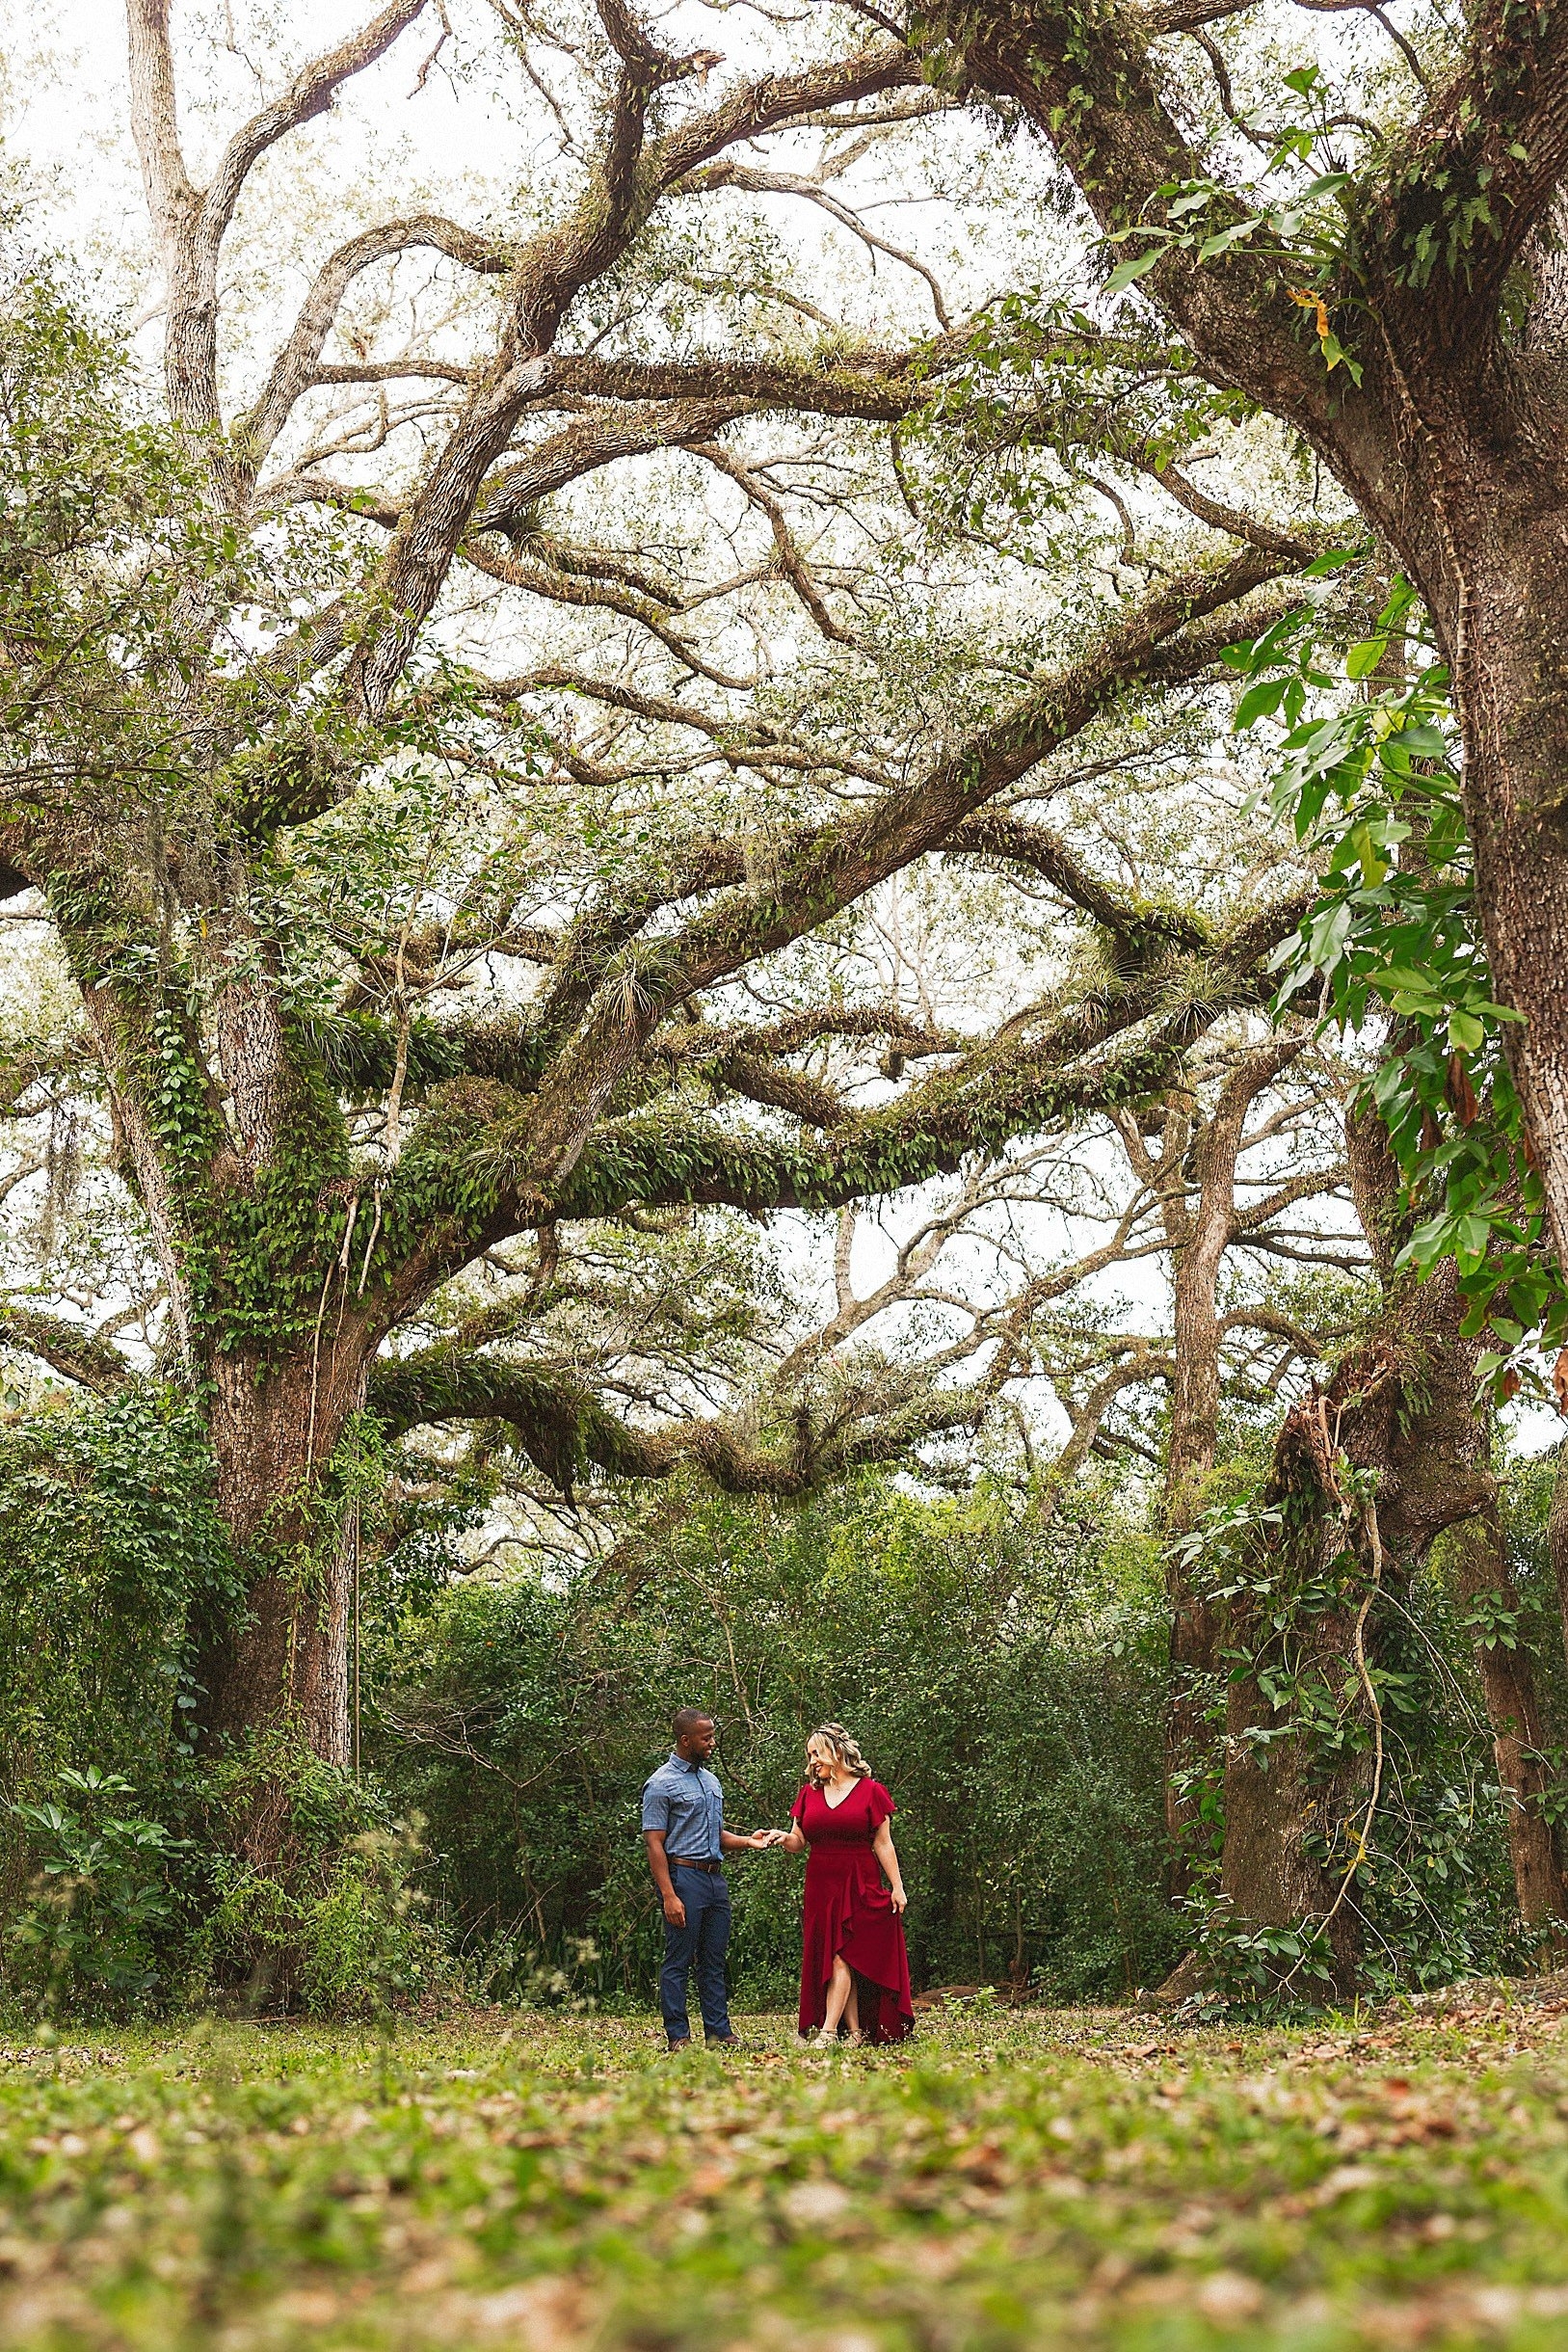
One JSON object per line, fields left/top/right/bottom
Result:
{"left": 0, "top": 2003, "right": 1564, "bottom": 2346}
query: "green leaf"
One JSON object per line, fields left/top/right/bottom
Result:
{"left": 1103, "top": 248, "right": 1164, "bottom": 294}
{"left": 1196, "top": 219, "right": 1262, "bottom": 259}
{"left": 1392, "top": 722, "right": 1448, "bottom": 760}
{"left": 1345, "top": 637, "right": 1387, "bottom": 682}
{"left": 1370, "top": 965, "right": 1442, "bottom": 995}
{"left": 1318, "top": 332, "right": 1362, "bottom": 384}
{"left": 1235, "top": 677, "right": 1289, "bottom": 729}
{"left": 1304, "top": 545, "right": 1365, "bottom": 575}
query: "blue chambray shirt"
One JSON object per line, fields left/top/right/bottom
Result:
{"left": 640, "top": 1751, "right": 725, "bottom": 1862}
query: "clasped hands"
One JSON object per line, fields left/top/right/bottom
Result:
{"left": 740, "top": 1827, "right": 791, "bottom": 1849}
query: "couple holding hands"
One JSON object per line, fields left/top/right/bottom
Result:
{"left": 641, "top": 1709, "right": 914, "bottom": 2051}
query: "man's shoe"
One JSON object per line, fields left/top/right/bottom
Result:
{"left": 665, "top": 2037, "right": 691, "bottom": 2054}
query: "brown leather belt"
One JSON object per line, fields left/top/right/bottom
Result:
{"left": 669, "top": 1858, "right": 723, "bottom": 1872}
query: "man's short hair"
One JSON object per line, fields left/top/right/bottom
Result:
{"left": 672, "top": 1706, "right": 715, "bottom": 1741}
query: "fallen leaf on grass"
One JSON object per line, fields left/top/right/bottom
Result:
{"left": 1195, "top": 2271, "right": 1265, "bottom": 2326}
{"left": 781, "top": 2179, "right": 852, "bottom": 2228}
{"left": 1389, "top": 2113, "right": 1457, "bottom": 2146}
{"left": 1353, "top": 2300, "right": 1443, "bottom": 2346}
{"left": 684, "top": 2163, "right": 734, "bottom": 2200}
{"left": 275, "top": 2288, "right": 341, "bottom": 2324}
{"left": 951, "top": 2140, "right": 1008, "bottom": 2184}
{"left": 401, "top": 2257, "right": 453, "bottom": 2293}
{"left": 468, "top": 2275, "right": 590, "bottom": 2348}
{"left": 1311, "top": 2164, "right": 1381, "bottom": 2205}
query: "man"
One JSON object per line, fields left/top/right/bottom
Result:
{"left": 642, "top": 1708, "right": 777, "bottom": 2051}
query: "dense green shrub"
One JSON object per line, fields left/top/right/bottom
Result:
{"left": 6, "top": 1765, "right": 188, "bottom": 2015}
{"left": 0, "top": 1387, "right": 235, "bottom": 1914}
{"left": 0, "top": 1396, "right": 442, "bottom": 2019}
{"left": 1169, "top": 1452, "right": 1562, "bottom": 2006}
{"left": 182, "top": 1736, "right": 449, "bottom": 2017}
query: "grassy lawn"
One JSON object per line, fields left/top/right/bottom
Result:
{"left": 3, "top": 1996, "right": 1568, "bottom": 2348}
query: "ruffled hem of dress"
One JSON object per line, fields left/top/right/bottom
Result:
{"left": 798, "top": 1900, "right": 914, "bottom": 2040}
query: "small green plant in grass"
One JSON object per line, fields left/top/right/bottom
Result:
{"left": 300, "top": 1820, "right": 440, "bottom": 2018}
{"left": 474, "top": 1930, "right": 601, "bottom": 2012}
{"left": 1183, "top": 1894, "right": 1337, "bottom": 2014}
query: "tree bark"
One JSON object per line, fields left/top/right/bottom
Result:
{"left": 1134, "top": 1042, "right": 1306, "bottom": 1891}
{"left": 1550, "top": 1444, "right": 1568, "bottom": 1682}
{"left": 1447, "top": 1502, "right": 1564, "bottom": 1934}
{"left": 1221, "top": 1569, "right": 1373, "bottom": 1998}
{"left": 196, "top": 1347, "right": 362, "bottom": 1790}
{"left": 1348, "top": 1109, "right": 1567, "bottom": 1935}
{"left": 1213, "top": 1108, "right": 1566, "bottom": 1982}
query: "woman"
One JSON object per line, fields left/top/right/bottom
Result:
{"left": 773, "top": 1724, "right": 914, "bottom": 2047}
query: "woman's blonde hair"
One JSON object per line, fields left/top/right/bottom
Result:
{"left": 807, "top": 1723, "right": 871, "bottom": 1779}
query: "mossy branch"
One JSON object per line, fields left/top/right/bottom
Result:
{"left": 366, "top": 1344, "right": 1001, "bottom": 1497}
{"left": 0, "top": 1304, "right": 131, "bottom": 1394}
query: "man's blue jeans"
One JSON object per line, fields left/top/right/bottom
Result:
{"left": 660, "top": 1864, "right": 732, "bottom": 2043}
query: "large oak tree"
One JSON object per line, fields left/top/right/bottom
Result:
{"left": 0, "top": 0, "right": 1320, "bottom": 1800}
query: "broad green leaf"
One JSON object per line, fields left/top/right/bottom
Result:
{"left": 1300, "top": 172, "right": 1354, "bottom": 201}
{"left": 1319, "top": 332, "right": 1362, "bottom": 383}
{"left": 1197, "top": 220, "right": 1262, "bottom": 259}
{"left": 1103, "top": 248, "right": 1164, "bottom": 293}
{"left": 1392, "top": 722, "right": 1448, "bottom": 760}
{"left": 1234, "top": 676, "right": 1289, "bottom": 728}
{"left": 1304, "top": 545, "right": 1365, "bottom": 575}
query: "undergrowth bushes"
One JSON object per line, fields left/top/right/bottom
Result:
{"left": 0, "top": 1387, "right": 1556, "bottom": 2022}
{"left": 0, "top": 1385, "right": 232, "bottom": 1915}
{"left": 371, "top": 1477, "right": 1190, "bottom": 2008}
{"left": 0, "top": 1391, "right": 442, "bottom": 2021}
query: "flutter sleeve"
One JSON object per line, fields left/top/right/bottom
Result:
{"left": 790, "top": 1786, "right": 810, "bottom": 1828}
{"left": 865, "top": 1780, "right": 895, "bottom": 1828}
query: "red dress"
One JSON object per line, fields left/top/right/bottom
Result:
{"left": 792, "top": 1777, "right": 914, "bottom": 2045}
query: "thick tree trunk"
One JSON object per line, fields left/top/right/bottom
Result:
{"left": 1447, "top": 515, "right": 1568, "bottom": 1277}
{"left": 1221, "top": 1586, "right": 1373, "bottom": 1998}
{"left": 1447, "top": 1501, "right": 1565, "bottom": 1934}
{"left": 1550, "top": 1444, "right": 1568, "bottom": 1680}
{"left": 1347, "top": 1110, "right": 1567, "bottom": 1934}
{"left": 1162, "top": 1191, "right": 1225, "bottom": 1887}
{"left": 1214, "top": 1109, "right": 1567, "bottom": 1982}
{"left": 196, "top": 1344, "right": 365, "bottom": 1813}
